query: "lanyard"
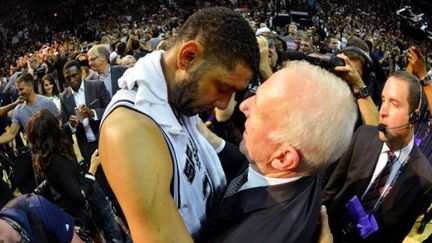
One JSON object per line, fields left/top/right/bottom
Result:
{"left": 368, "top": 155, "right": 410, "bottom": 214}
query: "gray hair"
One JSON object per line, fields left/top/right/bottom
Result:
{"left": 89, "top": 44, "right": 110, "bottom": 62}
{"left": 269, "top": 61, "right": 357, "bottom": 173}
{"left": 121, "top": 55, "right": 137, "bottom": 67}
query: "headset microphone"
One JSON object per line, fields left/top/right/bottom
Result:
{"left": 377, "top": 123, "right": 410, "bottom": 132}
{"left": 377, "top": 123, "right": 386, "bottom": 132}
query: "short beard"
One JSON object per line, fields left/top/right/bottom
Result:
{"left": 171, "top": 77, "right": 200, "bottom": 116}
{"left": 169, "top": 61, "right": 211, "bottom": 117}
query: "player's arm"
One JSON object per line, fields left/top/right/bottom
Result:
{"left": 0, "top": 123, "right": 20, "bottom": 144}
{"left": 99, "top": 107, "right": 193, "bottom": 243}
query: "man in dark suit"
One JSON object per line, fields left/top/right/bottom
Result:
{"left": 60, "top": 60, "right": 111, "bottom": 164}
{"left": 198, "top": 61, "right": 357, "bottom": 243}
{"left": 323, "top": 71, "right": 432, "bottom": 242}
{"left": 87, "top": 44, "right": 127, "bottom": 97}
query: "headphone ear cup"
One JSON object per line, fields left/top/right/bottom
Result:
{"left": 409, "top": 111, "right": 419, "bottom": 124}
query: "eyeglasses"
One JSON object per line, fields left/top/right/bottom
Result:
{"left": 0, "top": 217, "right": 30, "bottom": 243}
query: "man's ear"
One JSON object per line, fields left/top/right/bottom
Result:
{"left": 177, "top": 41, "right": 201, "bottom": 70}
{"left": 271, "top": 145, "right": 300, "bottom": 171}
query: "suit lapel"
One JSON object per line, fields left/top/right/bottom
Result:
{"left": 365, "top": 132, "right": 383, "bottom": 176}
{"left": 352, "top": 131, "right": 383, "bottom": 196}
{"left": 65, "top": 88, "right": 77, "bottom": 112}
{"left": 214, "top": 175, "right": 316, "bottom": 222}
{"left": 84, "top": 80, "right": 90, "bottom": 106}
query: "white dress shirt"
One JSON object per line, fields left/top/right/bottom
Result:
{"left": 239, "top": 165, "right": 302, "bottom": 192}
{"left": 99, "top": 67, "right": 112, "bottom": 97}
{"left": 70, "top": 80, "right": 97, "bottom": 142}
{"left": 363, "top": 138, "right": 414, "bottom": 199}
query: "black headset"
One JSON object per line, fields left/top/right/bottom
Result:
{"left": 340, "top": 46, "right": 376, "bottom": 84}
{"left": 408, "top": 78, "right": 423, "bottom": 124}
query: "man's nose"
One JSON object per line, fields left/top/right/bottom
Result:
{"left": 239, "top": 97, "right": 252, "bottom": 117}
{"left": 214, "top": 93, "right": 233, "bottom": 110}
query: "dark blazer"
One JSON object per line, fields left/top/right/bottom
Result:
{"left": 60, "top": 80, "right": 111, "bottom": 160}
{"left": 200, "top": 174, "right": 321, "bottom": 243}
{"left": 110, "top": 65, "right": 127, "bottom": 96}
{"left": 199, "top": 142, "right": 322, "bottom": 243}
{"left": 323, "top": 125, "right": 432, "bottom": 242}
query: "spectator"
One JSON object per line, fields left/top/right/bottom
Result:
{"left": 87, "top": 44, "right": 127, "bottom": 97}
{"left": 40, "top": 74, "right": 61, "bottom": 112}
{"left": 110, "top": 41, "right": 127, "bottom": 65}
{"left": 27, "top": 109, "right": 123, "bottom": 242}
{"left": 299, "top": 36, "right": 314, "bottom": 54}
{"left": 75, "top": 53, "right": 99, "bottom": 81}
{"left": 0, "top": 72, "right": 59, "bottom": 144}
{"left": 126, "top": 36, "right": 148, "bottom": 61}
{"left": 326, "top": 35, "right": 339, "bottom": 52}
{"left": 60, "top": 60, "right": 111, "bottom": 167}
{"left": 120, "top": 55, "right": 136, "bottom": 68}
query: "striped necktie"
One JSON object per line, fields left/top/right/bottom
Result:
{"left": 362, "top": 150, "right": 396, "bottom": 212}
{"left": 222, "top": 168, "right": 249, "bottom": 200}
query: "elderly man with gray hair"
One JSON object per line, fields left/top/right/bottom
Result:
{"left": 87, "top": 44, "right": 127, "bottom": 97}
{"left": 197, "top": 60, "right": 357, "bottom": 243}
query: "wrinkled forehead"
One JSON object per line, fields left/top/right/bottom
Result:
{"left": 87, "top": 49, "right": 97, "bottom": 58}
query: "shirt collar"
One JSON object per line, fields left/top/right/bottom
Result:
{"left": 71, "top": 79, "right": 85, "bottom": 95}
{"left": 246, "top": 165, "right": 302, "bottom": 188}
{"left": 382, "top": 137, "right": 414, "bottom": 166}
{"left": 100, "top": 66, "right": 111, "bottom": 78}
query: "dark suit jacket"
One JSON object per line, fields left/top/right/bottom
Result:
{"left": 110, "top": 65, "right": 127, "bottom": 96}
{"left": 323, "top": 125, "right": 432, "bottom": 242}
{"left": 60, "top": 80, "right": 111, "bottom": 160}
{"left": 199, "top": 142, "right": 322, "bottom": 243}
{"left": 202, "top": 174, "right": 321, "bottom": 243}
